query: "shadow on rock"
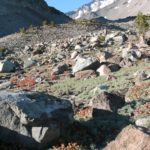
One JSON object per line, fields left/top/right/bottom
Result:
{"left": 0, "top": 91, "right": 74, "bottom": 150}
{"left": 57, "top": 109, "right": 130, "bottom": 150}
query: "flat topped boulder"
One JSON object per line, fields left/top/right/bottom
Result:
{"left": 72, "top": 57, "right": 100, "bottom": 74}
{"left": 0, "top": 91, "right": 73, "bottom": 149}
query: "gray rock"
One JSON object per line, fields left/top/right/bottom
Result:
{"left": 122, "top": 48, "right": 142, "bottom": 61}
{"left": 108, "top": 63, "right": 121, "bottom": 72}
{"left": 24, "top": 45, "right": 32, "bottom": 51}
{"left": 92, "top": 91, "right": 124, "bottom": 112}
{"left": 23, "top": 58, "right": 36, "bottom": 68}
{"left": 136, "top": 117, "right": 150, "bottom": 129}
{"left": 33, "top": 43, "right": 45, "bottom": 55}
{"left": 0, "top": 91, "right": 73, "bottom": 148}
{"left": 72, "top": 57, "right": 100, "bottom": 73}
{"left": 105, "top": 32, "right": 118, "bottom": 41}
{"left": 53, "top": 63, "right": 69, "bottom": 75}
{"left": 71, "top": 51, "right": 78, "bottom": 59}
{"left": 92, "top": 84, "right": 109, "bottom": 95}
{"left": 0, "top": 81, "right": 11, "bottom": 90}
{"left": 0, "top": 60, "right": 15, "bottom": 72}
{"left": 113, "top": 34, "right": 127, "bottom": 45}
{"left": 75, "top": 45, "right": 82, "bottom": 50}
{"left": 120, "top": 58, "right": 134, "bottom": 67}
{"left": 90, "top": 36, "right": 99, "bottom": 43}
{"left": 96, "top": 64, "right": 111, "bottom": 76}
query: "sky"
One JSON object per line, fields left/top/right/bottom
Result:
{"left": 45, "top": 0, "right": 91, "bottom": 13}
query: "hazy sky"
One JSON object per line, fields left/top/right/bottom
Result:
{"left": 45, "top": 0, "right": 91, "bottom": 12}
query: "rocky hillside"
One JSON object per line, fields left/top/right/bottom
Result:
{"left": 0, "top": 19, "right": 150, "bottom": 149}
{"left": 68, "top": 0, "right": 150, "bottom": 20}
{"left": 0, "top": 0, "right": 71, "bottom": 37}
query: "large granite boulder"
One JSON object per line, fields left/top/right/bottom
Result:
{"left": 0, "top": 91, "right": 73, "bottom": 149}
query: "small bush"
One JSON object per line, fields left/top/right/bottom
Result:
{"left": 42, "top": 20, "right": 56, "bottom": 27}
{"left": 50, "top": 21, "right": 56, "bottom": 27}
{"left": 42, "top": 20, "right": 49, "bottom": 26}
{"left": 99, "top": 35, "right": 105, "bottom": 42}
{"left": 0, "top": 47, "right": 5, "bottom": 52}
{"left": 27, "top": 24, "right": 34, "bottom": 33}
{"left": 19, "top": 27, "right": 26, "bottom": 34}
{"left": 52, "top": 143, "right": 80, "bottom": 150}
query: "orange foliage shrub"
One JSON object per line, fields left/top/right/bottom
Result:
{"left": 76, "top": 107, "right": 92, "bottom": 118}
{"left": 52, "top": 143, "right": 79, "bottom": 150}
{"left": 10, "top": 76, "right": 36, "bottom": 88}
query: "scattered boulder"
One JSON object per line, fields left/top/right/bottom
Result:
{"left": 108, "top": 63, "right": 121, "bottom": 72}
{"left": 0, "top": 60, "right": 16, "bottom": 73}
{"left": 105, "top": 32, "right": 127, "bottom": 45}
{"left": 0, "top": 91, "right": 73, "bottom": 149}
{"left": 120, "top": 58, "right": 134, "bottom": 67}
{"left": 135, "top": 117, "right": 150, "bottom": 129}
{"left": 24, "top": 45, "right": 32, "bottom": 52}
{"left": 107, "top": 55, "right": 122, "bottom": 65}
{"left": 0, "top": 81, "right": 11, "bottom": 90}
{"left": 92, "top": 84, "right": 109, "bottom": 95}
{"left": 97, "top": 64, "right": 111, "bottom": 76}
{"left": 103, "top": 125, "right": 150, "bottom": 150}
{"left": 33, "top": 43, "right": 46, "bottom": 55}
{"left": 90, "top": 36, "right": 99, "bottom": 43}
{"left": 72, "top": 57, "right": 100, "bottom": 74}
{"left": 75, "top": 69, "right": 96, "bottom": 79}
{"left": 53, "top": 63, "right": 69, "bottom": 75}
{"left": 134, "top": 70, "right": 150, "bottom": 83}
{"left": 105, "top": 32, "right": 118, "bottom": 41}
{"left": 23, "top": 58, "right": 36, "bottom": 69}
{"left": 113, "top": 34, "right": 127, "bottom": 45}
{"left": 75, "top": 45, "right": 81, "bottom": 50}
{"left": 92, "top": 91, "right": 125, "bottom": 112}
{"left": 122, "top": 48, "right": 142, "bottom": 62}
{"left": 96, "top": 51, "right": 111, "bottom": 63}
{"left": 71, "top": 51, "right": 78, "bottom": 59}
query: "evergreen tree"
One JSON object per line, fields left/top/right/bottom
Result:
{"left": 135, "top": 12, "right": 149, "bottom": 35}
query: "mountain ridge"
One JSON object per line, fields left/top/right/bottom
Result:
{"left": 67, "top": 0, "right": 150, "bottom": 20}
{"left": 0, "top": 0, "right": 71, "bottom": 37}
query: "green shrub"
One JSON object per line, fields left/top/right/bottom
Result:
{"left": 27, "top": 24, "right": 34, "bottom": 33}
{"left": 19, "top": 27, "right": 26, "bottom": 34}
{"left": 99, "top": 35, "right": 105, "bottom": 42}
{"left": 42, "top": 20, "right": 49, "bottom": 26}
{"left": 50, "top": 21, "right": 56, "bottom": 27}
{"left": 0, "top": 47, "right": 5, "bottom": 52}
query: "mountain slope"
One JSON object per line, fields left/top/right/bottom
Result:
{"left": 67, "top": 0, "right": 150, "bottom": 20}
{"left": 0, "top": 0, "right": 71, "bottom": 37}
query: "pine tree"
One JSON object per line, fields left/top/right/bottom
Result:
{"left": 135, "top": 12, "right": 149, "bottom": 35}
